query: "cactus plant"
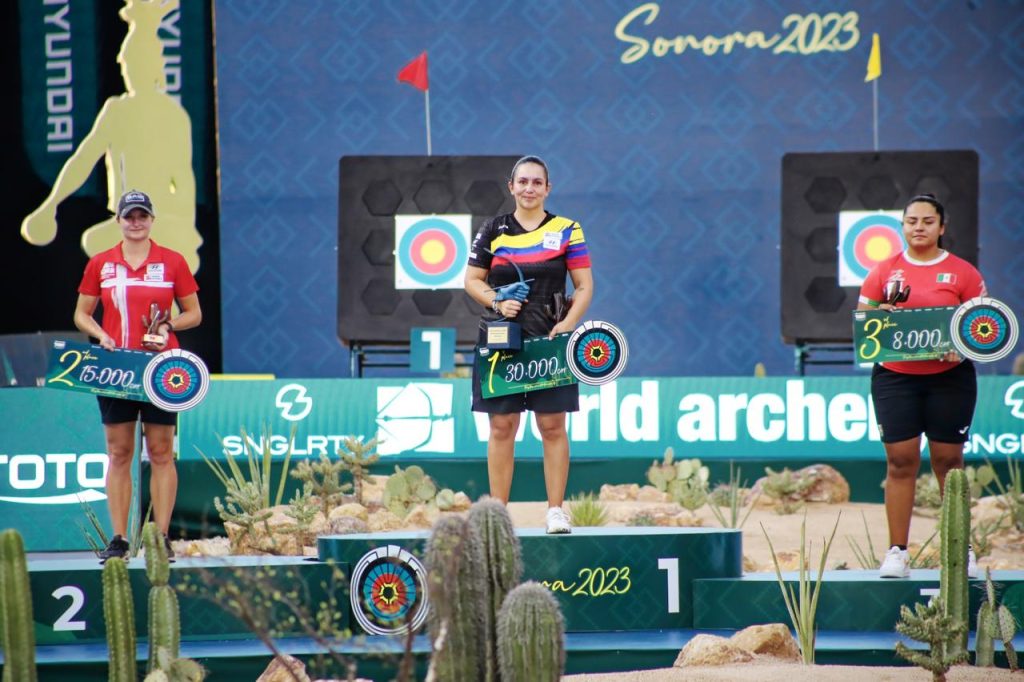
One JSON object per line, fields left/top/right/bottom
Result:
{"left": 975, "top": 568, "right": 1019, "bottom": 669}
{"left": 382, "top": 465, "right": 437, "bottom": 518}
{"left": 337, "top": 435, "right": 380, "bottom": 505}
{"left": 468, "top": 499, "right": 523, "bottom": 682}
{"left": 895, "top": 596, "right": 969, "bottom": 681}
{"left": 103, "top": 556, "right": 137, "bottom": 682}
{"left": 1, "top": 529, "right": 37, "bottom": 682}
{"left": 939, "top": 468, "right": 970, "bottom": 659}
{"left": 496, "top": 582, "right": 565, "bottom": 682}
{"left": 143, "top": 524, "right": 180, "bottom": 673}
{"left": 424, "top": 515, "right": 486, "bottom": 682}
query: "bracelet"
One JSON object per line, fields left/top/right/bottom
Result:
{"left": 160, "top": 321, "right": 175, "bottom": 333}
{"left": 491, "top": 299, "right": 501, "bottom": 314}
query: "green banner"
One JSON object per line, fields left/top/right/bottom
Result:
{"left": 19, "top": 0, "right": 98, "bottom": 188}
{"left": 177, "top": 376, "right": 1024, "bottom": 463}
{"left": 0, "top": 389, "right": 119, "bottom": 551}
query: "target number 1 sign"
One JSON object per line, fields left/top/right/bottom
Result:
{"left": 410, "top": 327, "right": 455, "bottom": 373}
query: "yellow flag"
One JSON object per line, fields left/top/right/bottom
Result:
{"left": 865, "top": 33, "right": 882, "bottom": 82}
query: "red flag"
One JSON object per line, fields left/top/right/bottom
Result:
{"left": 397, "top": 52, "right": 429, "bottom": 91}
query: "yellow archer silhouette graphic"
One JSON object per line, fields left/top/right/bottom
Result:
{"left": 21, "top": 0, "right": 202, "bottom": 273}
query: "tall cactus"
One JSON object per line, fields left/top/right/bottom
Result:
{"left": 103, "top": 556, "right": 137, "bottom": 682}
{"left": 424, "top": 515, "right": 486, "bottom": 682}
{"left": 976, "top": 568, "right": 1019, "bottom": 669}
{"left": 496, "top": 582, "right": 565, "bottom": 682}
{"left": 939, "top": 468, "right": 970, "bottom": 658}
{"left": 0, "top": 529, "right": 37, "bottom": 682}
{"left": 468, "top": 499, "right": 523, "bottom": 682}
{"left": 143, "top": 524, "right": 180, "bottom": 673}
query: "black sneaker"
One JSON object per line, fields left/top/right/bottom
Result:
{"left": 99, "top": 535, "right": 130, "bottom": 562}
{"left": 163, "top": 534, "right": 176, "bottom": 560}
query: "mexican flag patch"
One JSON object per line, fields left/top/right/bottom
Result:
{"left": 937, "top": 273, "right": 956, "bottom": 284}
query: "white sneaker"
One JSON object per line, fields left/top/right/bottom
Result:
{"left": 879, "top": 546, "right": 910, "bottom": 578}
{"left": 545, "top": 507, "right": 572, "bottom": 535}
{"left": 968, "top": 546, "right": 978, "bottom": 579}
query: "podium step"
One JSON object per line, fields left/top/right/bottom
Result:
{"left": 318, "top": 526, "right": 743, "bottom": 632}
{"left": 694, "top": 569, "right": 1024, "bottom": 631}
{"left": 26, "top": 556, "right": 341, "bottom": 645}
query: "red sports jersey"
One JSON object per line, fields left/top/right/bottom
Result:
{"left": 78, "top": 241, "right": 199, "bottom": 351}
{"left": 859, "top": 250, "right": 987, "bottom": 375}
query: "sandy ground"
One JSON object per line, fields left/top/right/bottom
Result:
{"left": 562, "top": 662, "right": 1022, "bottom": 681}
{"left": 505, "top": 498, "right": 1023, "bottom": 573}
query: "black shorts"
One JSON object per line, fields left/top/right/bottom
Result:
{"left": 470, "top": 347, "right": 579, "bottom": 415}
{"left": 97, "top": 396, "right": 178, "bottom": 426}
{"left": 870, "top": 361, "right": 976, "bottom": 444}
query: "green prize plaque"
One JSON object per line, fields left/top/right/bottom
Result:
{"left": 45, "top": 339, "right": 152, "bottom": 401}
{"left": 852, "top": 306, "right": 956, "bottom": 363}
{"left": 477, "top": 332, "right": 576, "bottom": 399}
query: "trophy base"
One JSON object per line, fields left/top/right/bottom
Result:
{"left": 485, "top": 321, "right": 521, "bottom": 351}
{"left": 142, "top": 333, "right": 165, "bottom": 349}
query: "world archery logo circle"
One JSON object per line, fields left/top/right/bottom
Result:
{"left": 142, "top": 349, "right": 210, "bottom": 411}
{"left": 566, "top": 321, "right": 629, "bottom": 385}
{"left": 950, "top": 297, "right": 1019, "bottom": 363}
{"left": 350, "top": 544, "right": 429, "bottom": 635}
{"left": 395, "top": 215, "right": 471, "bottom": 290}
{"left": 838, "top": 211, "right": 905, "bottom": 286}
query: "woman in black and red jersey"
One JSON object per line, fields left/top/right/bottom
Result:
{"left": 74, "top": 189, "right": 202, "bottom": 560}
{"left": 464, "top": 156, "right": 594, "bottom": 534}
{"left": 857, "top": 193, "right": 985, "bottom": 579}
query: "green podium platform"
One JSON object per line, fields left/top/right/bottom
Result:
{"left": 694, "top": 569, "right": 1024, "bottom": 631}
{"left": 24, "top": 556, "right": 341, "bottom": 646}
{"left": 317, "top": 526, "right": 743, "bottom": 633}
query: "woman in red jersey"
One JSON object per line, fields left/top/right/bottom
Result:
{"left": 858, "top": 193, "right": 985, "bottom": 579}
{"left": 74, "top": 189, "right": 201, "bottom": 560}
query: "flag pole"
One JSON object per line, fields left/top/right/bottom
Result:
{"left": 425, "top": 88, "right": 432, "bottom": 156}
{"left": 872, "top": 80, "right": 878, "bottom": 151}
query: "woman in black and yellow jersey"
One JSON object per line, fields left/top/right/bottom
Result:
{"left": 464, "top": 156, "right": 594, "bottom": 534}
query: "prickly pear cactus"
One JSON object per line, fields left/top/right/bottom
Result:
{"left": 382, "top": 465, "right": 439, "bottom": 517}
{"left": 646, "top": 446, "right": 676, "bottom": 491}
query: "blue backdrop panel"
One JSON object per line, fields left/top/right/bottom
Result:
{"left": 214, "top": 1, "right": 1024, "bottom": 377}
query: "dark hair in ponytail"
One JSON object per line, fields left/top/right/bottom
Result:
{"left": 904, "top": 193, "right": 945, "bottom": 223}
{"left": 510, "top": 155, "right": 549, "bottom": 184}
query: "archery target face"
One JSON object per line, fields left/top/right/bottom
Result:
{"left": 349, "top": 544, "right": 429, "bottom": 635}
{"left": 142, "top": 348, "right": 210, "bottom": 412}
{"left": 950, "top": 297, "right": 1020, "bottom": 363}
{"left": 394, "top": 215, "right": 471, "bottom": 289}
{"left": 566, "top": 320, "right": 629, "bottom": 385}
{"left": 838, "top": 211, "right": 906, "bottom": 286}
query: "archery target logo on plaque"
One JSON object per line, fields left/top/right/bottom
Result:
{"left": 349, "top": 544, "right": 429, "bottom": 635}
{"left": 394, "top": 215, "right": 471, "bottom": 289}
{"left": 838, "top": 211, "right": 905, "bottom": 286}
{"left": 950, "top": 297, "right": 1019, "bottom": 363}
{"left": 142, "top": 348, "right": 210, "bottom": 412}
{"left": 566, "top": 320, "right": 629, "bottom": 385}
